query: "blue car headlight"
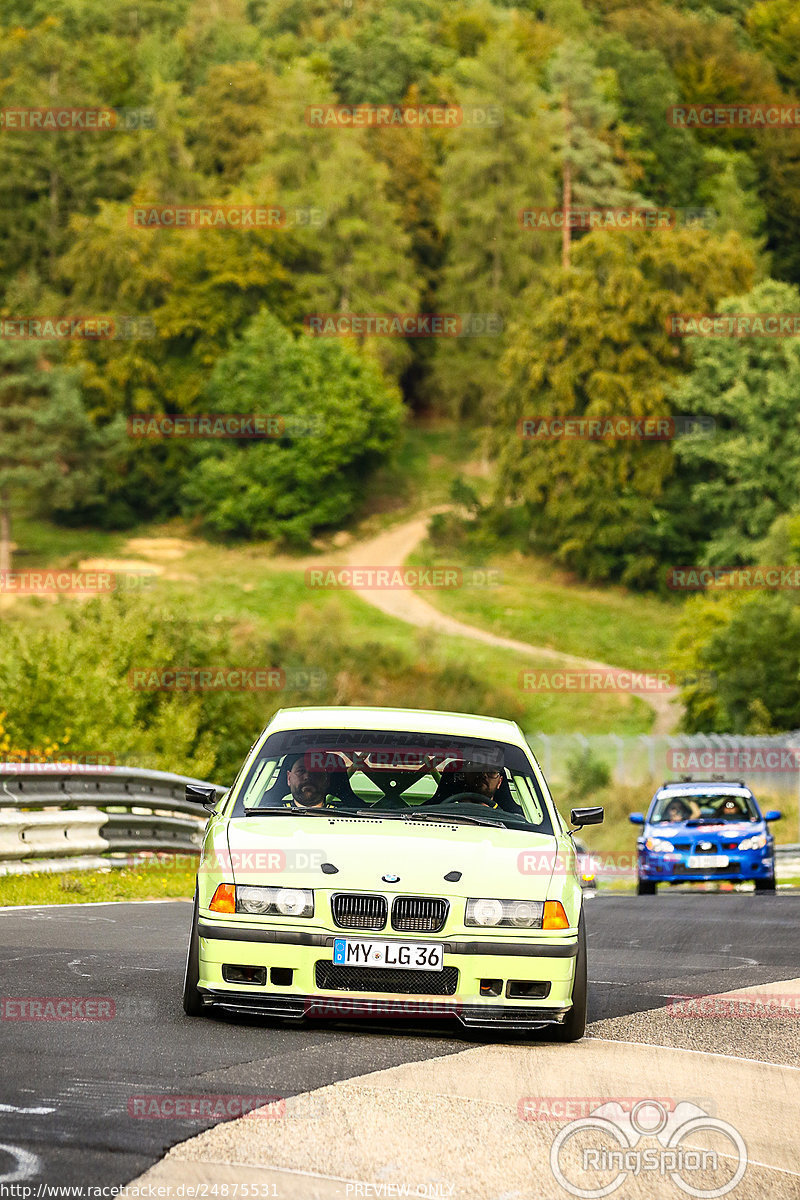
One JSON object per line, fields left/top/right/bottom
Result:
{"left": 738, "top": 832, "right": 767, "bottom": 851}
{"left": 645, "top": 837, "right": 674, "bottom": 853}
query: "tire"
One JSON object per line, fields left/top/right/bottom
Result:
{"left": 754, "top": 875, "right": 776, "bottom": 892}
{"left": 637, "top": 879, "right": 656, "bottom": 895}
{"left": 549, "top": 912, "right": 587, "bottom": 1043}
{"left": 182, "top": 888, "right": 206, "bottom": 1017}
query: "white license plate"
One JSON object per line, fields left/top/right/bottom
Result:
{"left": 688, "top": 855, "right": 729, "bottom": 868}
{"left": 333, "top": 938, "right": 443, "bottom": 971}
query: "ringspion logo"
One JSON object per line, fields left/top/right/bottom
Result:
{"left": 549, "top": 1099, "right": 746, "bottom": 1197}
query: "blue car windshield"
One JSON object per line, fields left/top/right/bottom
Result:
{"left": 229, "top": 728, "right": 553, "bottom": 833}
{"left": 651, "top": 791, "right": 759, "bottom": 824}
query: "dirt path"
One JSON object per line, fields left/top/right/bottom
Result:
{"left": 344, "top": 513, "right": 679, "bottom": 735}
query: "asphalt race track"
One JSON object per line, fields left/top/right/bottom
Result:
{"left": 1, "top": 894, "right": 798, "bottom": 1193}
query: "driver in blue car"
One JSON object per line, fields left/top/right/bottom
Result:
{"left": 660, "top": 797, "right": 700, "bottom": 823}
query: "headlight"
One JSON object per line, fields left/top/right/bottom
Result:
{"left": 236, "top": 885, "right": 314, "bottom": 918}
{"left": 738, "top": 833, "right": 767, "bottom": 851}
{"left": 465, "top": 898, "right": 544, "bottom": 928}
{"left": 645, "top": 837, "right": 674, "bottom": 853}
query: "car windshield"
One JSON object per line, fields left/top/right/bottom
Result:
{"left": 230, "top": 728, "right": 553, "bottom": 833}
{"left": 651, "top": 791, "right": 759, "bottom": 824}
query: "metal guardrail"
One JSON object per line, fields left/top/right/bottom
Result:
{"left": 0, "top": 764, "right": 226, "bottom": 875}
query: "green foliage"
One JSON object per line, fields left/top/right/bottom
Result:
{"left": 747, "top": 0, "right": 800, "bottom": 91}
{"left": 0, "top": 588, "right": 538, "bottom": 780}
{"left": 565, "top": 747, "right": 611, "bottom": 801}
{"left": 671, "top": 279, "right": 800, "bottom": 564}
{"left": 327, "top": 7, "right": 455, "bottom": 105}
{"left": 493, "top": 227, "right": 754, "bottom": 587}
{"left": 671, "top": 591, "right": 800, "bottom": 733}
{"left": 596, "top": 35, "right": 704, "bottom": 207}
{"left": 0, "top": 340, "right": 124, "bottom": 564}
{"left": 428, "top": 30, "right": 559, "bottom": 418}
{"left": 181, "top": 311, "right": 405, "bottom": 544}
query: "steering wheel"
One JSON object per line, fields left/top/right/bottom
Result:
{"left": 437, "top": 791, "right": 493, "bottom": 808}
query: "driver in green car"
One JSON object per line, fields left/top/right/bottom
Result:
{"left": 281, "top": 754, "right": 341, "bottom": 809}
{"left": 444, "top": 764, "right": 504, "bottom": 807}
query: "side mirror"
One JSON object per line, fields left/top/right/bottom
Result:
{"left": 570, "top": 806, "right": 604, "bottom": 829}
{"left": 629, "top": 813, "right": 645, "bottom": 825}
{"left": 185, "top": 783, "right": 218, "bottom": 811}
{"left": 764, "top": 810, "right": 783, "bottom": 822}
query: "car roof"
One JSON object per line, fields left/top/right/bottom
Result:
{"left": 262, "top": 705, "right": 529, "bottom": 747}
{"left": 654, "top": 782, "right": 754, "bottom": 798}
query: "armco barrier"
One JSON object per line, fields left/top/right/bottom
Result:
{"left": 0, "top": 764, "right": 226, "bottom": 874}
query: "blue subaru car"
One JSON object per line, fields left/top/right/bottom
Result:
{"left": 630, "top": 781, "right": 782, "bottom": 895}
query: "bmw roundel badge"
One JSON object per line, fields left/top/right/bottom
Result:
{"left": 382, "top": 873, "right": 400, "bottom": 883}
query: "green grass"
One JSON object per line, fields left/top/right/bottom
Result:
{"left": 11, "top": 513, "right": 129, "bottom": 567}
{"left": 1, "top": 522, "right": 657, "bottom": 735}
{"left": 0, "top": 860, "right": 197, "bottom": 907}
{"left": 2, "top": 422, "right": 671, "bottom": 738}
{"left": 408, "top": 544, "right": 684, "bottom": 673}
{"left": 363, "top": 420, "right": 481, "bottom": 519}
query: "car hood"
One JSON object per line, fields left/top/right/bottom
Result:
{"left": 648, "top": 821, "right": 762, "bottom": 838}
{"left": 224, "top": 815, "right": 559, "bottom": 895}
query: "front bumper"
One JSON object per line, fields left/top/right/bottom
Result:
{"left": 196, "top": 917, "right": 578, "bottom": 1028}
{"left": 638, "top": 850, "right": 774, "bottom": 884}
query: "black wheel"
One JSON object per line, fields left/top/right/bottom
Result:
{"left": 754, "top": 875, "right": 776, "bottom": 893}
{"left": 637, "top": 879, "right": 656, "bottom": 895}
{"left": 182, "top": 888, "right": 205, "bottom": 1017}
{"left": 548, "top": 911, "right": 587, "bottom": 1043}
